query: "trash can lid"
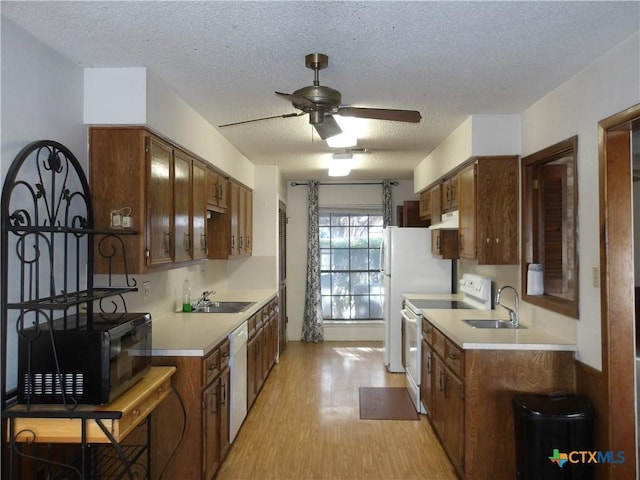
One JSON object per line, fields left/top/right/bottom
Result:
{"left": 513, "top": 393, "right": 594, "bottom": 418}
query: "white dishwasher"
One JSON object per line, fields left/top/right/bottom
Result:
{"left": 229, "top": 321, "right": 248, "bottom": 442}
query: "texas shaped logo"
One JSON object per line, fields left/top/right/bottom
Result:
{"left": 549, "top": 449, "right": 569, "bottom": 468}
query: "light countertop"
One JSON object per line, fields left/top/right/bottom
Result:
{"left": 403, "top": 293, "right": 577, "bottom": 352}
{"left": 151, "top": 289, "right": 277, "bottom": 357}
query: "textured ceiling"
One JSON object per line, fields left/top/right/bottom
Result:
{"left": 2, "top": 1, "right": 639, "bottom": 180}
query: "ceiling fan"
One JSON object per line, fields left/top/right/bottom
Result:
{"left": 219, "top": 53, "right": 422, "bottom": 139}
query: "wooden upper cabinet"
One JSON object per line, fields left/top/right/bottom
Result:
{"left": 430, "top": 184, "right": 442, "bottom": 221}
{"left": 207, "top": 179, "right": 253, "bottom": 259}
{"left": 401, "top": 201, "right": 428, "bottom": 227}
{"left": 146, "top": 136, "right": 175, "bottom": 267}
{"left": 173, "top": 149, "right": 193, "bottom": 263}
{"left": 244, "top": 188, "right": 253, "bottom": 255}
{"left": 192, "top": 160, "right": 207, "bottom": 260}
{"left": 458, "top": 157, "right": 519, "bottom": 264}
{"left": 206, "top": 168, "right": 229, "bottom": 212}
{"left": 230, "top": 181, "right": 241, "bottom": 256}
{"left": 90, "top": 127, "right": 209, "bottom": 274}
{"left": 419, "top": 191, "right": 431, "bottom": 220}
{"left": 442, "top": 176, "right": 458, "bottom": 212}
{"left": 458, "top": 165, "right": 477, "bottom": 260}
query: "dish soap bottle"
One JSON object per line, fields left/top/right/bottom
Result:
{"left": 182, "top": 279, "right": 192, "bottom": 312}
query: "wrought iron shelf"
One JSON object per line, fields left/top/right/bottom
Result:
{"left": 6, "top": 225, "right": 139, "bottom": 236}
{"left": 2, "top": 140, "right": 152, "bottom": 479}
{"left": 6, "top": 287, "right": 138, "bottom": 310}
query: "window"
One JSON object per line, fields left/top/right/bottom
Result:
{"left": 319, "top": 212, "right": 383, "bottom": 320}
{"left": 521, "top": 135, "right": 579, "bottom": 318}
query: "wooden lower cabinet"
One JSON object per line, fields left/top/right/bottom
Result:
{"left": 202, "top": 376, "right": 221, "bottom": 480}
{"left": 152, "top": 296, "right": 278, "bottom": 479}
{"left": 152, "top": 338, "right": 230, "bottom": 480}
{"left": 247, "top": 297, "right": 279, "bottom": 410}
{"left": 421, "top": 318, "right": 575, "bottom": 479}
{"left": 420, "top": 339, "right": 433, "bottom": 416}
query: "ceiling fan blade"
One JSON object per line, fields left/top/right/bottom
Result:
{"left": 337, "top": 107, "right": 422, "bottom": 123}
{"left": 219, "top": 112, "right": 304, "bottom": 128}
{"left": 313, "top": 115, "right": 342, "bottom": 140}
{"left": 275, "top": 91, "right": 316, "bottom": 109}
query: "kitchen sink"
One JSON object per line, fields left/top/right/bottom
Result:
{"left": 191, "top": 301, "right": 256, "bottom": 314}
{"left": 462, "top": 319, "right": 527, "bottom": 329}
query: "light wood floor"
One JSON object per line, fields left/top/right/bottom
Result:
{"left": 217, "top": 341, "right": 457, "bottom": 480}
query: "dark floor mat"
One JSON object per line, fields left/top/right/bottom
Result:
{"left": 359, "top": 387, "right": 419, "bottom": 420}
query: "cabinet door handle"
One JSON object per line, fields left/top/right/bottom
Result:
{"left": 239, "top": 236, "right": 243, "bottom": 250}
{"left": 448, "top": 353, "right": 459, "bottom": 361}
{"left": 436, "top": 235, "right": 440, "bottom": 250}
{"left": 164, "top": 232, "right": 172, "bottom": 254}
{"left": 427, "top": 355, "right": 431, "bottom": 375}
{"left": 444, "top": 375, "right": 449, "bottom": 399}
{"left": 439, "top": 370, "right": 445, "bottom": 392}
{"left": 185, "top": 232, "right": 191, "bottom": 254}
{"left": 213, "top": 390, "right": 218, "bottom": 414}
{"left": 231, "top": 235, "right": 235, "bottom": 250}
{"left": 221, "top": 383, "right": 227, "bottom": 405}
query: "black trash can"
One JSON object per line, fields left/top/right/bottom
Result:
{"left": 513, "top": 393, "right": 594, "bottom": 480}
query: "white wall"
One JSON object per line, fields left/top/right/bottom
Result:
{"left": 413, "top": 32, "right": 640, "bottom": 370}
{"left": 84, "top": 67, "right": 256, "bottom": 189}
{"left": 286, "top": 179, "right": 415, "bottom": 342}
{"left": 225, "top": 165, "right": 280, "bottom": 291}
{"left": 414, "top": 114, "right": 521, "bottom": 193}
{"left": 1, "top": 20, "right": 283, "bottom": 390}
{"left": 1, "top": 17, "right": 87, "bottom": 390}
{"left": 519, "top": 32, "right": 640, "bottom": 369}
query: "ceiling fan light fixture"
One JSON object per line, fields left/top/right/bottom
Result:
{"left": 326, "top": 132, "right": 357, "bottom": 148}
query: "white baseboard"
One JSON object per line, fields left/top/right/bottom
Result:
{"left": 322, "top": 321, "right": 384, "bottom": 341}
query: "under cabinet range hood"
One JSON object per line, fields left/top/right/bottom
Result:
{"left": 429, "top": 210, "right": 459, "bottom": 230}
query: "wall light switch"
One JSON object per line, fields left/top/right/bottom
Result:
{"left": 592, "top": 266, "right": 600, "bottom": 288}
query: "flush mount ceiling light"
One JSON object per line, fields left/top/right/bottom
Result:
{"left": 328, "top": 152, "right": 353, "bottom": 177}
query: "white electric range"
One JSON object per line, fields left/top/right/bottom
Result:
{"left": 401, "top": 274, "right": 492, "bottom": 413}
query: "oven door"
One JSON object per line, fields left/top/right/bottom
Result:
{"left": 401, "top": 309, "right": 424, "bottom": 413}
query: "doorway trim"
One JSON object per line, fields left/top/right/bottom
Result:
{"left": 597, "top": 103, "right": 639, "bottom": 479}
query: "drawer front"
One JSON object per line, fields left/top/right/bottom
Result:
{"left": 422, "top": 318, "right": 433, "bottom": 345}
{"left": 203, "top": 348, "right": 220, "bottom": 385}
{"left": 248, "top": 313, "right": 257, "bottom": 337}
{"left": 114, "top": 375, "right": 172, "bottom": 440}
{"left": 445, "top": 339, "right": 464, "bottom": 378}
{"left": 219, "top": 338, "right": 231, "bottom": 371}
{"left": 431, "top": 326, "right": 446, "bottom": 358}
{"left": 255, "top": 309, "right": 264, "bottom": 330}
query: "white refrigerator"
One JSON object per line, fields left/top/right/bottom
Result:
{"left": 380, "top": 227, "right": 452, "bottom": 372}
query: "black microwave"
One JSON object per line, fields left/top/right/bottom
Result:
{"left": 18, "top": 312, "right": 152, "bottom": 405}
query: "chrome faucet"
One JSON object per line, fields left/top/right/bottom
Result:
{"left": 496, "top": 286, "right": 519, "bottom": 327}
{"left": 193, "top": 290, "right": 215, "bottom": 310}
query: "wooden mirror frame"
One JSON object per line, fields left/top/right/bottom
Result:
{"left": 521, "top": 135, "right": 579, "bottom": 318}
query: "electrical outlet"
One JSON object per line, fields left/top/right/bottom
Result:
{"left": 143, "top": 281, "right": 151, "bottom": 300}
{"left": 592, "top": 266, "right": 600, "bottom": 288}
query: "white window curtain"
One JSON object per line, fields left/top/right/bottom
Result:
{"left": 301, "top": 180, "right": 324, "bottom": 342}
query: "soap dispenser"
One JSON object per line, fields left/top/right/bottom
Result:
{"left": 182, "top": 279, "right": 192, "bottom": 312}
